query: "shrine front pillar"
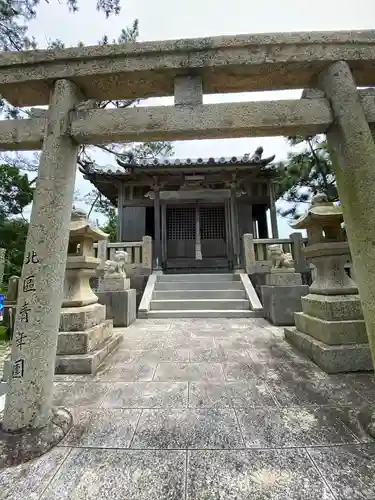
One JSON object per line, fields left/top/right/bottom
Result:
{"left": 229, "top": 182, "right": 241, "bottom": 270}
{"left": 153, "top": 185, "right": 162, "bottom": 272}
{"left": 116, "top": 183, "right": 126, "bottom": 241}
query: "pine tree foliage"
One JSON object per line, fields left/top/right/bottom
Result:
{"left": 0, "top": 7, "right": 173, "bottom": 231}
{"left": 275, "top": 135, "right": 338, "bottom": 219}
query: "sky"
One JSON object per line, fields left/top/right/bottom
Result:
{"left": 25, "top": 0, "right": 375, "bottom": 237}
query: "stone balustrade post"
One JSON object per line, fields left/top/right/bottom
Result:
{"left": 142, "top": 235, "right": 153, "bottom": 272}
{"left": 290, "top": 233, "right": 308, "bottom": 272}
{"left": 96, "top": 238, "right": 108, "bottom": 288}
{"left": 243, "top": 233, "right": 256, "bottom": 274}
{"left": 96, "top": 239, "right": 108, "bottom": 269}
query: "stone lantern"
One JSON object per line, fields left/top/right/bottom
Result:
{"left": 63, "top": 207, "right": 108, "bottom": 307}
{"left": 284, "top": 193, "right": 372, "bottom": 373}
{"left": 55, "top": 207, "right": 122, "bottom": 375}
{"left": 291, "top": 193, "right": 356, "bottom": 295}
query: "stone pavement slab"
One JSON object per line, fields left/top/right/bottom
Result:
{"left": 308, "top": 443, "right": 375, "bottom": 500}
{"left": 236, "top": 406, "right": 359, "bottom": 448}
{"left": 53, "top": 382, "right": 109, "bottom": 407}
{"left": 0, "top": 447, "right": 69, "bottom": 500}
{"left": 153, "top": 362, "right": 224, "bottom": 381}
{"left": 100, "top": 381, "right": 188, "bottom": 409}
{"left": 131, "top": 408, "right": 244, "bottom": 449}
{"left": 187, "top": 448, "right": 336, "bottom": 499}
{"left": 188, "top": 382, "right": 232, "bottom": 408}
{"left": 62, "top": 408, "right": 141, "bottom": 448}
{"left": 40, "top": 449, "right": 186, "bottom": 500}
{"left": 228, "top": 381, "right": 279, "bottom": 408}
{"left": 1, "top": 317, "right": 375, "bottom": 499}
{"left": 96, "top": 362, "right": 157, "bottom": 381}
{"left": 267, "top": 378, "right": 368, "bottom": 407}
{"left": 137, "top": 348, "right": 190, "bottom": 363}
{"left": 189, "top": 347, "right": 224, "bottom": 362}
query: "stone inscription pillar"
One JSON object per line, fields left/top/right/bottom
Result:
{"left": 321, "top": 60, "right": 375, "bottom": 368}
{"left": 3, "top": 80, "right": 81, "bottom": 433}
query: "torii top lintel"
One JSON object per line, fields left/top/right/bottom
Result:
{"left": 0, "top": 30, "right": 375, "bottom": 106}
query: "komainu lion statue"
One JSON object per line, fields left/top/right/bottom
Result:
{"left": 104, "top": 250, "right": 129, "bottom": 277}
{"left": 267, "top": 244, "right": 294, "bottom": 269}
{"left": 114, "top": 250, "right": 128, "bottom": 276}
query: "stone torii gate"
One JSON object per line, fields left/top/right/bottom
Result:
{"left": 1, "top": 30, "right": 375, "bottom": 464}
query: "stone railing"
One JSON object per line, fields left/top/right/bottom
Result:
{"left": 243, "top": 232, "right": 355, "bottom": 281}
{"left": 252, "top": 237, "right": 307, "bottom": 262}
{"left": 93, "top": 235, "right": 153, "bottom": 278}
{"left": 243, "top": 233, "right": 308, "bottom": 274}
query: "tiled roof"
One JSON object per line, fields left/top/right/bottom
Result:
{"left": 80, "top": 153, "right": 276, "bottom": 175}
{"left": 123, "top": 154, "right": 275, "bottom": 167}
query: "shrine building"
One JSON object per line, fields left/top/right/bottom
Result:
{"left": 80, "top": 147, "right": 278, "bottom": 273}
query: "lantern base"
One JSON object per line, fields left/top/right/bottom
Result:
{"left": 285, "top": 327, "right": 372, "bottom": 374}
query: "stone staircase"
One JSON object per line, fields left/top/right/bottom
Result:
{"left": 139, "top": 272, "right": 263, "bottom": 319}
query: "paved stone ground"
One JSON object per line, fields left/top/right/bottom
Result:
{"left": 1, "top": 317, "right": 375, "bottom": 499}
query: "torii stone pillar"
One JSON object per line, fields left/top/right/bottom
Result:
{"left": 0, "top": 79, "right": 81, "bottom": 466}
{"left": 321, "top": 61, "right": 375, "bottom": 370}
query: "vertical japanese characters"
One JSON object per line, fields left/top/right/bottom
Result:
{"left": 12, "top": 250, "right": 40, "bottom": 379}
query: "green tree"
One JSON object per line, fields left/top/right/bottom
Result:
{"left": 0, "top": 218, "right": 28, "bottom": 280}
{"left": 100, "top": 207, "right": 117, "bottom": 242}
{"left": 0, "top": 163, "right": 33, "bottom": 218}
{"left": 0, "top": 0, "right": 125, "bottom": 118}
{"left": 0, "top": 0, "right": 121, "bottom": 51}
{"left": 275, "top": 135, "right": 338, "bottom": 219}
{"left": 0, "top": 6, "right": 174, "bottom": 238}
{"left": 0, "top": 164, "right": 34, "bottom": 282}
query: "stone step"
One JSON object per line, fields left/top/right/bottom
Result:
{"left": 155, "top": 281, "right": 243, "bottom": 291}
{"left": 55, "top": 333, "right": 123, "bottom": 375}
{"left": 147, "top": 309, "right": 261, "bottom": 318}
{"left": 150, "top": 299, "right": 249, "bottom": 311}
{"left": 57, "top": 320, "right": 113, "bottom": 355}
{"left": 153, "top": 289, "right": 246, "bottom": 300}
{"left": 158, "top": 273, "right": 239, "bottom": 283}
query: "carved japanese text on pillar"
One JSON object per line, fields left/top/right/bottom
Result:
{"left": 11, "top": 250, "right": 40, "bottom": 379}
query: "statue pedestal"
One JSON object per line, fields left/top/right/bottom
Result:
{"left": 285, "top": 293, "right": 372, "bottom": 373}
{"left": 55, "top": 213, "right": 122, "bottom": 375}
{"left": 56, "top": 303, "right": 122, "bottom": 375}
{"left": 97, "top": 289, "right": 137, "bottom": 327}
{"left": 285, "top": 200, "right": 372, "bottom": 373}
{"left": 97, "top": 273, "right": 136, "bottom": 327}
{"left": 99, "top": 275, "right": 130, "bottom": 292}
{"left": 261, "top": 269, "right": 308, "bottom": 326}
{"left": 266, "top": 269, "right": 302, "bottom": 286}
